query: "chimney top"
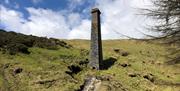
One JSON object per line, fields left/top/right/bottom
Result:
{"left": 91, "top": 8, "right": 101, "bottom": 14}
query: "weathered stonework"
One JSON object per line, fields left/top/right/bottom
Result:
{"left": 89, "top": 8, "right": 103, "bottom": 70}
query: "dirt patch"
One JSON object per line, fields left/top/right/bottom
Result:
{"left": 13, "top": 67, "right": 23, "bottom": 75}
{"left": 143, "top": 73, "right": 155, "bottom": 83}
{"left": 65, "top": 65, "right": 82, "bottom": 77}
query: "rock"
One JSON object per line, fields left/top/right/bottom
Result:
{"left": 121, "top": 64, "right": 128, "bottom": 67}
{"left": 128, "top": 73, "right": 139, "bottom": 77}
{"left": 119, "top": 63, "right": 131, "bottom": 67}
{"left": 13, "top": 67, "right": 23, "bottom": 74}
{"left": 79, "top": 59, "right": 89, "bottom": 65}
{"left": 81, "top": 76, "right": 102, "bottom": 91}
{"left": 143, "top": 74, "right": 155, "bottom": 83}
{"left": 121, "top": 52, "right": 129, "bottom": 56}
{"left": 113, "top": 48, "right": 129, "bottom": 57}
{"left": 113, "top": 48, "right": 121, "bottom": 53}
{"left": 97, "top": 75, "right": 113, "bottom": 81}
{"left": 79, "top": 76, "right": 128, "bottom": 91}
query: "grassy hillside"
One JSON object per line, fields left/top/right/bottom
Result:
{"left": 0, "top": 31, "right": 179, "bottom": 91}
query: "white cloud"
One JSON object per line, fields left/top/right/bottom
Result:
{"left": 130, "top": 0, "right": 153, "bottom": 9}
{"left": 25, "top": 8, "right": 70, "bottom": 38}
{"left": 95, "top": 0, "right": 153, "bottom": 39}
{"left": 68, "top": 19, "right": 91, "bottom": 39}
{"left": 67, "top": 13, "right": 81, "bottom": 28}
{"left": 0, "top": 5, "right": 70, "bottom": 38}
{"left": 0, "top": 0, "right": 155, "bottom": 39}
{"left": 0, "top": 5, "right": 90, "bottom": 39}
{"left": 0, "top": 6, "right": 27, "bottom": 33}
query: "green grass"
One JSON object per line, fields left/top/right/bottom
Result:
{"left": 0, "top": 73, "right": 3, "bottom": 88}
{"left": 0, "top": 39, "right": 179, "bottom": 91}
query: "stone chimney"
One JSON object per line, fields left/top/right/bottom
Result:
{"left": 89, "top": 8, "right": 103, "bottom": 70}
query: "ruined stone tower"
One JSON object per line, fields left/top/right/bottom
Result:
{"left": 89, "top": 8, "right": 103, "bottom": 70}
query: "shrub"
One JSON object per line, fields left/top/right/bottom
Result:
{"left": 0, "top": 29, "right": 72, "bottom": 54}
{"left": 6, "top": 43, "right": 30, "bottom": 55}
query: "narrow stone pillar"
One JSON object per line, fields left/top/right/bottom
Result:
{"left": 89, "top": 8, "right": 103, "bottom": 70}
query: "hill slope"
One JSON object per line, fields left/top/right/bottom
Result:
{"left": 0, "top": 31, "right": 179, "bottom": 91}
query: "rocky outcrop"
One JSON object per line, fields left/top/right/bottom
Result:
{"left": 82, "top": 76, "right": 101, "bottom": 91}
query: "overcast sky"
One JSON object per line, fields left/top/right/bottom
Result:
{"left": 0, "top": 0, "right": 154, "bottom": 39}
